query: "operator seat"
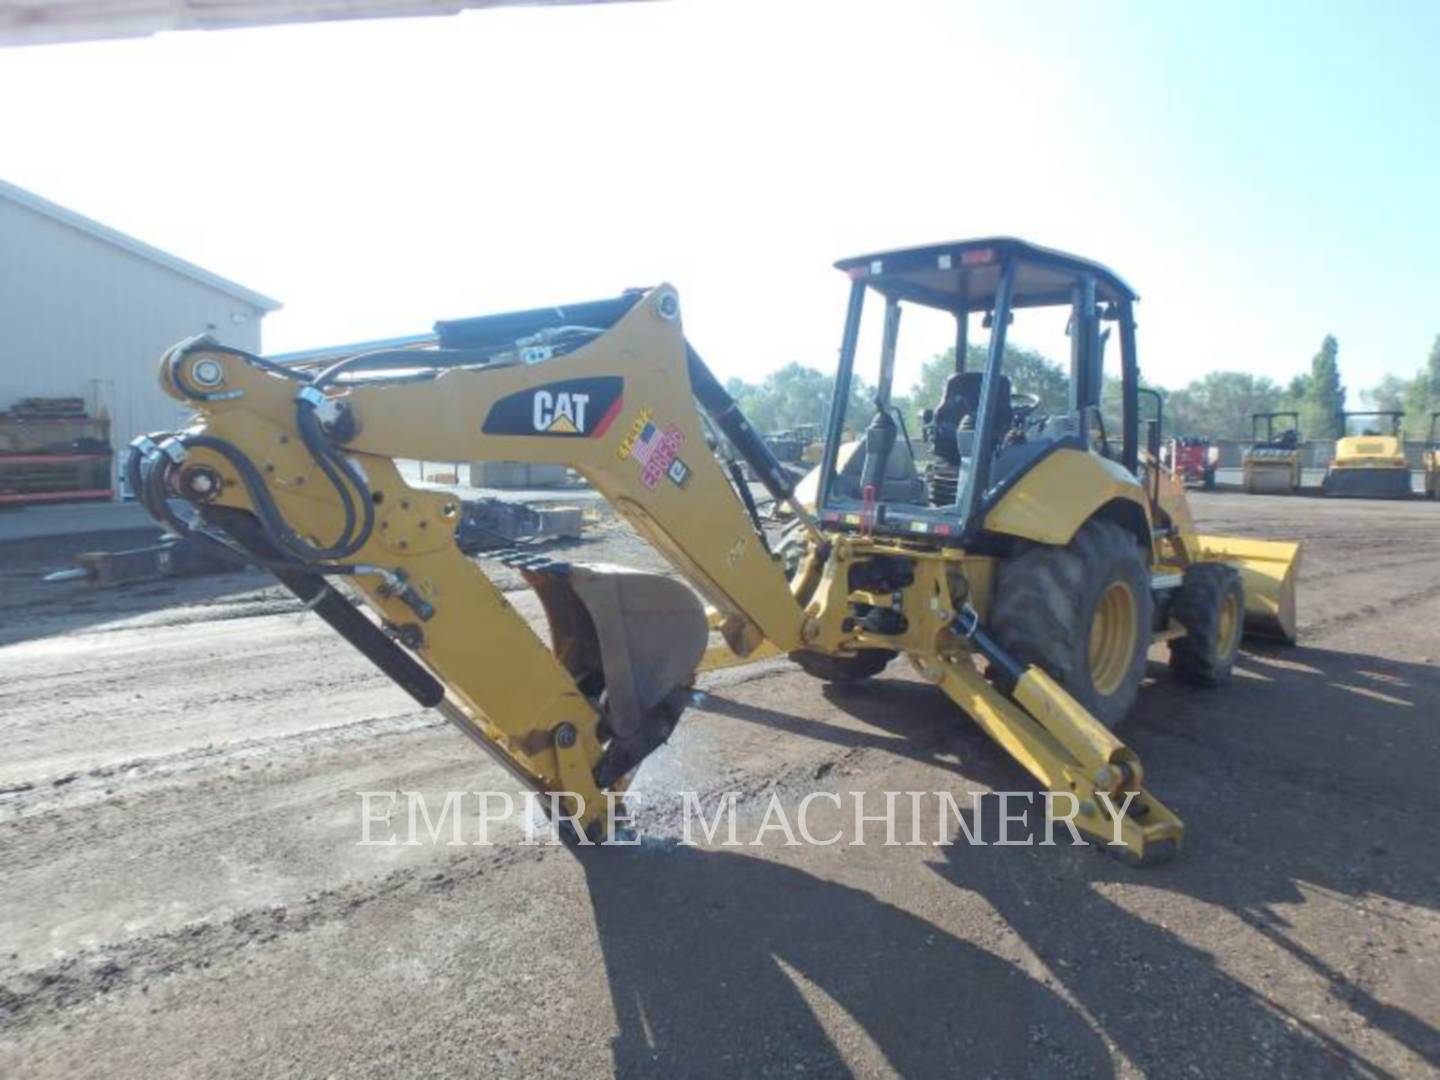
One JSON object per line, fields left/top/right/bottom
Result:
{"left": 932, "top": 371, "right": 1013, "bottom": 467}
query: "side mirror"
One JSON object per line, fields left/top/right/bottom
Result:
{"left": 1145, "top": 418, "right": 1161, "bottom": 460}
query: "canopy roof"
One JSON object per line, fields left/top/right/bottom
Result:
{"left": 835, "top": 237, "right": 1137, "bottom": 313}
{"left": 0, "top": 0, "right": 642, "bottom": 47}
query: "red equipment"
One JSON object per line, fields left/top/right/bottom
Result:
{"left": 1165, "top": 437, "right": 1217, "bottom": 490}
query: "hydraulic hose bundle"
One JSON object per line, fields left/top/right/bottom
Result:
{"left": 127, "top": 337, "right": 381, "bottom": 579}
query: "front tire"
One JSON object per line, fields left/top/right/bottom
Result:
{"left": 1167, "top": 562, "right": 1244, "bottom": 687}
{"left": 790, "top": 648, "right": 896, "bottom": 683}
{"left": 990, "top": 519, "right": 1154, "bottom": 729}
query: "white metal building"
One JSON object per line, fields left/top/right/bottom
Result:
{"left": 0, "top": 178, "right": 280, "bottom": 481}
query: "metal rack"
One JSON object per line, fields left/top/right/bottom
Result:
{"left": 0, "top": 410, "right": 114, "bottom": 505}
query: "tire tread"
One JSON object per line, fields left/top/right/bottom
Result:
{"left": 1167, "top": 562, "right": 1244, "bottom": 687}
{"left": 990, "top": 519, "right": 1153, "bottom": 729}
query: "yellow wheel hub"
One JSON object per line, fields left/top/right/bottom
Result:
{"left": 1089, "top": 581, "right": 1139, "bottom": 697}
{"left": 1218, "top": 590, "right": 1241, "bottom": 656}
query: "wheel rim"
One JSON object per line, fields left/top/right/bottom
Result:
{"left": 1218, "top": 590, "right": 1241, "bottom": 656}
{"left": 1089, "top": 581, "right": 1138, "bottom": 697}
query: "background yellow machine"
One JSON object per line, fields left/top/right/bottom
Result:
{"left": 1241, "top": 411, "right": 1302, "bottom": 494}
{"left": 1322, "top": 410, "right": 1412, "bottom": 499}
{"left": 1426, "top": 413, "right": 1440, "bottom": 499}
{"left": 130, "top": 239, "right": 1299, "bottom": 866}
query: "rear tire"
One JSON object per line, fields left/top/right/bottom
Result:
{"left": 990, "top": 519, "right": 1154, "bottom": 729}
{"left": 790, "top": 648, "right": 896, "bottom": 683}
{"left": 1167, "top": 562, "right": 1245, "bottom": 687}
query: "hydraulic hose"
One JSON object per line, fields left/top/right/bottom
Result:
{"left": 183, "top": 431, "right": 373, "bottom": 564}
{"left": 685, "top": 343, "right": 822, "bottom": 538}
{"left": 165, "top": 336, "right": 375, "bottom": 561}
{"left": 125, "top": 436, "right": 363, "bottom": 579}
{"left": 292, "top": 400, "right": 370, "bottom": 559}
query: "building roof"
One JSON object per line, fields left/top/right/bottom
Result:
{"left": 0, "top": 177, "right": 282, "bottom": 313}
{"left": 0, "top": 0, "right": 646, "bottom": 47}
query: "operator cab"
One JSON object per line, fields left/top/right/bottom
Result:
{"left": 815, "top": 238, "right": 1142, "bottom": 543}
{"left": 1340, "top": 411, "right": 1403, "bottom": 440}
{"left": 1250, "top": 412, "right": 1301, "bottom": 450}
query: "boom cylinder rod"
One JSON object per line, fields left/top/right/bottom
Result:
{"left": 203, "top": 507, "right": 444, "bottom": 707}
{"left": 685, "top": 344, "right": 821, "bottom": 535}
{"left": 952, "top": 604, "right": 1025, "bottom": 691}
{"left": 278, "top": 570, "right": 445, "bottom": 708}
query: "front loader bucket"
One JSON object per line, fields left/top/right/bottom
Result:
{"left": 1195, "top": 535, "right": 1301, "bottom": 644}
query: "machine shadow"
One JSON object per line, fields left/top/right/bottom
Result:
{"left": 577, "top": 839, "right": 1113, "bottom": 1078}
{"left": 684, "top": 642, "right": 1440, "bottom": 1074}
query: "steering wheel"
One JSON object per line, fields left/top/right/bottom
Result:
{"left": 1010, "top": 391, "right": 1042, "bottom": 418}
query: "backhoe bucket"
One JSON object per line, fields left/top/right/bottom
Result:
{"left": 525, "top": 563, "right": 709, "bottom": 784}
{"left": 1195, "top": 535, "right": 1301, "bottom": 644}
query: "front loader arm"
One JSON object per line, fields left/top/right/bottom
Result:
{"left": 137, "top": 286, "right": 808, "bottom": 836}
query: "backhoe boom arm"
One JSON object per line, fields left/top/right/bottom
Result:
{"left": 137, "top": 287, "right": 806, "bottom": 836}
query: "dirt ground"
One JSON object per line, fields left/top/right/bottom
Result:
{"left": 2, "top": 493, "right": 1439, "bottom": 1078}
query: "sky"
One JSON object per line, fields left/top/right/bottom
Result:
{"left": 2, "top": 0, "right": 1437, "bottom": 398}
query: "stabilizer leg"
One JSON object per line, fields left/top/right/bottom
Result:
{"left": 924, "top": 658, "right": 1182, "bottom": 864}
{"left": 920, "top": 605, "right": 1184, "bottom": 865}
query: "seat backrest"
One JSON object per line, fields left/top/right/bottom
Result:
{"left": 932, "top": 371, "right": 1012, "bottom": 465}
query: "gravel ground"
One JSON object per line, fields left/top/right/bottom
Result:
{"left": 1, "top": 494, "right": 1438, "bottom": 1078}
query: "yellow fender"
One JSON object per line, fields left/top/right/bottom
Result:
{"left": 983, "top": 449, "right": 1151, "bottom": 547}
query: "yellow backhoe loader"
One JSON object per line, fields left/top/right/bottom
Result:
{"left": 1426, "top": 413, "right": 1439, "bottom": 499}
{"left": 1322, "top": 411, "right": 1412, "bottom": 499}
{"left": 1241, "top": 411, "right": 1302, "bottom": 494}
{"left": 129, "top": 238, "right": 1300, "bottom": 866}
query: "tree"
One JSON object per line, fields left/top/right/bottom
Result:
{"left": 1164, "top": 371, "right": 1283, "bottom": 439}
{"left": 1301, "top": 335, "right": 1346, "bottom": 441}
{"left": 1279, "top": 373, "right": 1311, "bottom": 421}
{"left": 1402, "top": 334, "right": 1440, "bottom": 435}
{"left": 1005, "top": 346, "right": 1072, "bottom": 413}
{"left": 1361, "top": 373, "right": 1409, "bottom": 415}
{"left": 903, "top": 344, "right": 1069, "bottom": 426}
{"left": 908, "top": 344, "right": 1161, "bottom": 443}
{"left": 723, "top": 362, "right": 872, "bottom": 435}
